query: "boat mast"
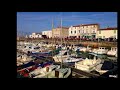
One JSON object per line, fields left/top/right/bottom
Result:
{"left": 96, "top": 27, "right": 99, "bottom": 60}
{"left": 60, "top": 18, "right": 63, "bottom": 68}
{"left": 52, "top": 18, "right": 54, "bottom": 61}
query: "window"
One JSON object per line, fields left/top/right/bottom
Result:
{"left": 99, "top": 36, "right": 102, "bottom": 38}
{"left": 114, "top": 30, "right": 116, "bottom": 34}
{"left": 93, "top": 31, "right": 95, "bottom": 33}
{"left": 99, "top": 31, "right": 101, "bottom": 34}
{"left": 86, "top": 30, "right": 88, "bottom": 33}
{"left": 71, "top": 31, "right": 72, "bottom": 34}
{"left": 89, "top": 29, "right": 91, "bottom": 33}
{"left": 74, "top": 31, "right": 76, "bottom": 33}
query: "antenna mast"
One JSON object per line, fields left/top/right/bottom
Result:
{"left": 60, "top": 18, "right": 63, "bottom": 68}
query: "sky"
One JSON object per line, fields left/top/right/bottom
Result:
{"left": 17, "top": 12, "right": 117, "bottom": 35}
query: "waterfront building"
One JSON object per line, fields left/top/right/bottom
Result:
{"left": 29, "top": 32, "right": 42, "bottom": 38}
{"left": 97, "top": 27, "right": 117, "bottom": 39}
{"left": 69, "top": 23, "right": 100, "bottom": 39}
{"left": 52, "top": 27, "right": 69, "bottom": 38}
{"left": 68, "top": 25, "right": 80, "bottom": 38}
{"left": 79, "top": 23, "right": 100, "bottom": 39}
{"left": 42, "top": 30, "right": 52, "bottom": 38}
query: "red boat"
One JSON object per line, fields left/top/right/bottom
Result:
{"left": 18, "top": 65, "right": 38, "bottom": 77}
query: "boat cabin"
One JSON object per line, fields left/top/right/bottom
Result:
{"left": 111, "top": 47, "right": 117, "bottom": 51}
{"left": 99, "top": 47, "right": 107, "bottom": 50}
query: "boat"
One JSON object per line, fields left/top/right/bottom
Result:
{"left": 107, "top": 56, "right": 117, "bottom": 62}
{"left": 17, "top": 61, "right": 36, "bottom": 70}
{"left": 95, "top": 61, "right": 117, "bottom": 75}
{"left": 63, "top": 56, "right": 82, "bottom": 63}
{"left": 17, "top": 62, "right": 24, "bottom": 66}
{"left": 42, "top": 68, "right": 71, "bottom": 78}
{"left": 107, "top": 47, "right": 117, "bottom": 56}
{"left": 80, "top": 45, "right": 92, "bottom": 52}
{"left": 29, "top": 64, "right": 60, "bottom": 78}
{"left": 31, "top": 51, "right": 51, "bottom": 57}
{"left": 17, "top": 54, "right": 22, "bottom": 61}
{"left": 17, "top": 65, "right": 38, "bottom": 78}
{"left": 53, "top": 50, "right": 69, "bottom": 62}
{"left": 17, "top": 54, "right": 34, "bottom": 66}
{"left": 89, "top": 52, "right": 107, "bottom": 59}
{"left": 92, "top": 47, "right": 108, "bottom": 54}
{"left": 75, "top": 53, "right": 102, "bottom": 72}
{"left": 115, "top": 53, "right": 117, "bottom": 57}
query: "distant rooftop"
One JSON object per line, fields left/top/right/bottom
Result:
{"left": 73, "top": 25, "right": 80, "bottom": 27}
{"left": 99, "top": 27, "right": 117, "bottom": 30}
{"left": 73, "top": 23, "right": 99, "bottom": 27}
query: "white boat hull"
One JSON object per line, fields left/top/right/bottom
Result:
{"left": 53, "top": 55, "right": 69, "bottom": 62}
{"left": 95, "top": 64, "right": 108, "bottom": 75}
{"left": 29, "top": 65, "right": 60, "bottom": 78}
{"left": 107, "top": 51, "right": 117, "bottom": 56}
{"left": 93, "top": 50, "right": 108, "bottom": 54}
{"left": 115, "top": 53, "right": 117, "bottom": 57}
{"left": 63, "top": 57, "right": 82, "bottom": 63}
{"left": 92, "top": 47, "right": 108, "bottom": 55}
{"left": 75, "top": 58, "right": 101, "bottom": 72}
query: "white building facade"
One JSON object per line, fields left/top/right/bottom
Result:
{"left": 42, "top": 31, "right": 52, "bottom": 38}
{"left": 29, "top": 33, "right": 42, "bottom": 38}
{"left": 69, "top": 23, "right": 100, "bottom": 39}
{"left": 79, "top": 24, "right": 100, "bottom": 39}
{"left": 69, "top": 25, "right": 80, "bottom": 38}
{"left": 97, "top": 27, "right": 117, "bottom": 39}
